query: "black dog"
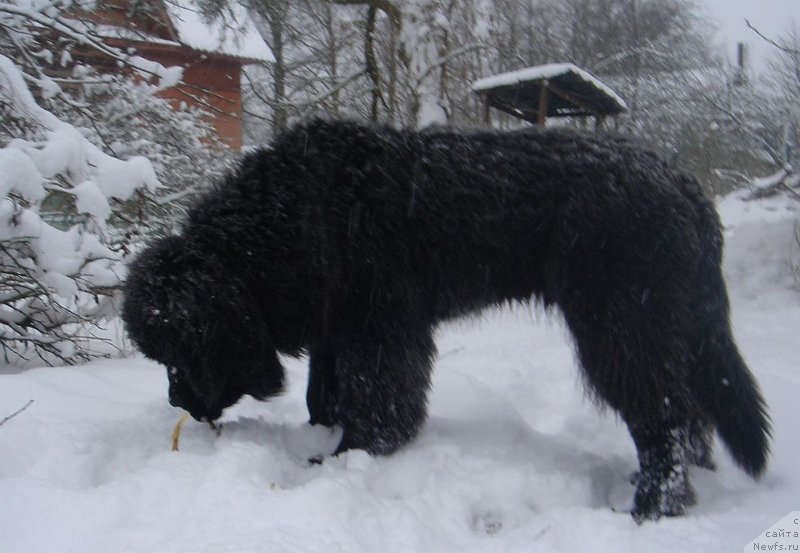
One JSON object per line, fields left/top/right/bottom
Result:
{"left": 122, "top": 119, "right": 770, "bottom": 521}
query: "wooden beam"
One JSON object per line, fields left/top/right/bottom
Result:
{"left": 537, "top": 80, "right": 549, "bottom": 126}
{"left": 545, "top": 80, "right": 600, "bottom": 118}
{"left": 595, "top": 114, "right": 606, "bottom": 131}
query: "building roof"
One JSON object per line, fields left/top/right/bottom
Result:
{"left": 473, "top": 63, "right": 627, "bottom": 122}
{"left": 163, "top": 0, "right": 274, "bottom": 63}
{"left": 78, "top": 0, "right": 273, "bottom": 64}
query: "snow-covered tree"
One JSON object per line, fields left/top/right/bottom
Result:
{"left": 0, "top": 55, "right": 158, "bottom": 364}
{"left": 0, "top": 0, "right": 232, "bottom": 364}
{"left": 49, "top": 70, "right": 233, "bottom": 240}
{"left": 677, "top": 23, "right": 800, "bottom": 197}
{"left": 762, "top": 24, "right": 799, "bottom": 189}
{"left": 244, "top": 0, "right": 369, "bottom": 139}
{"left": 241, "top": 0, "right": 492, "bottom": 130}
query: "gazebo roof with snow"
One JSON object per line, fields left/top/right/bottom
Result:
{"left": 472, "top": 63, "right": 627, "bottom": 127}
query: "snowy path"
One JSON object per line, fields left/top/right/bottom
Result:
{"left": 1, "top": 193, "right": 799, "bottom": 552}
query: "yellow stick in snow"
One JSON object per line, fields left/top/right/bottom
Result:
{"left": 171, "top": 412, "right": 190, "bottom": 451}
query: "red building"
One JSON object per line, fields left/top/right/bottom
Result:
{"left": 75, "top": 0, "right": 273, "bottom": 149}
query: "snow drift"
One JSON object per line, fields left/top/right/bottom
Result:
{"left": 0, "top": 191, "right": 798, "bottom": 552}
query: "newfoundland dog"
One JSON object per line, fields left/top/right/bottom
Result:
{"left": 122, "top": 119, "right": 770, "bottom": 521}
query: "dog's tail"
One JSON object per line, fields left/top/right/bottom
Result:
{"left": 694, "top": 302, "right": 771, "bottom": 478}
{"left": 680, "top": 177, "right": 771, "bottom": 478}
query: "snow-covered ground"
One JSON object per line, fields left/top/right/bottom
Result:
{"left": 1, "top": 192, "right": 799, "bottom": 553}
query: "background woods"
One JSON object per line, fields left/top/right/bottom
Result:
{"left": 241, "top": 0, "right": 796, "bottom": 194}
{"left": 3, "top": 0, "right": 797, "bottom": 190}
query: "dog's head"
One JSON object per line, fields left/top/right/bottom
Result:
{"left": 122, "top": 236, "right": 285, "bottom": 422}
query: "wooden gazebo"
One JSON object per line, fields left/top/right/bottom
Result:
{"left": 472, "top": 63, "right": 627, "bottom": 130}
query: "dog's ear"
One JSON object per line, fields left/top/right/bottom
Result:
{"left": 183, "top": 275, "right": 285, "bottom": 414}
{"left": 123, "top": 236, "right": 284, "bottom": 420}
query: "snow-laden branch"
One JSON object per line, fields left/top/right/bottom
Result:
{"left": 680, "top": 68, "right": 791, "bottom": 173}
{"left": 0, "top": 2, "right": 184, "bottom": 90}
{"left": 1, "top": 54, "right": 159, "bottom": 202}
{"left": 0, "top": 54, "right": 159, "bottom": 365}
{"left": 747, "top": 169, "right": 800, "bottom": 200}
{"left": 0, "top": 53, "right": 61, "bottom": 130}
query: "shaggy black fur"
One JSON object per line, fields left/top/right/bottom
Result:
{"left": 122, "top": 119, "right": 771, "bottom": 522}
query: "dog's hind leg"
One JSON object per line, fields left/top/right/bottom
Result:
{"left": 686, "top": 418, "right": 716, "bottom": 470}
{"left": 561, "top": 304, "right": 701, "bottom": 522}
{"left": 626, "top": 418, "right": 697, "bottom": 522}
{"left": 331, "top": 325, "right": 436, "bottom": 456}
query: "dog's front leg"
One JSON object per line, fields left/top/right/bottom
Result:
{"left": 331, "top": 327, "right": 436, "bottom": 456}
{"left": 307, "top": 348, "right": 339, "bottom": 427}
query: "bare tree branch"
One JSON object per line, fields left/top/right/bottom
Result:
{"left": 328, "top": 0, "right": 400, "bottom": 27}
{"left": 746, "top": 20, "right": 800, "bottom": 55}
{"left": 0, "top": 399, "right": 33, "bottom": 426}
{"left": 682, "top": 71, "right": 791, "bottom": 171}
{"left": 295, "top": 67, "right": 368, "bottom": 109}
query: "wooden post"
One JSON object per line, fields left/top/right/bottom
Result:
{"left": 595, "top": 114, "right": 606, "bottom": 131}
{"left": 537, "top": 80, "right": 549, "bottom": 126}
